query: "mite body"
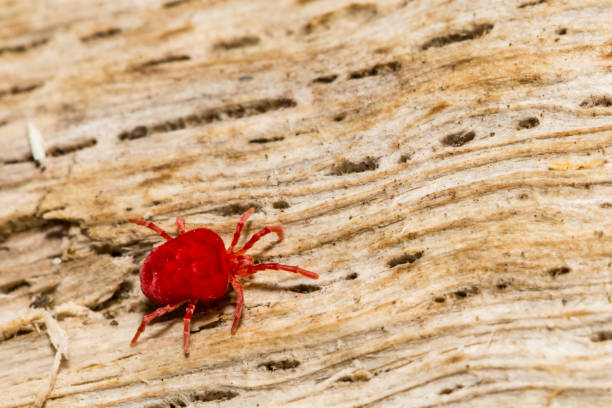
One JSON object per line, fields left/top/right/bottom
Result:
{"left": 128, "top": 208, "right": 318, "bottom": 353}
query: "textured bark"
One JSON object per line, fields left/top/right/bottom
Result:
{"left": 2, "top": 0, "right": 612, "bottom": 407}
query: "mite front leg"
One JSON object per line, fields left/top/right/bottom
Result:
{"left": 228, "top": 207, "right": 255, "bottom": 253}
{"left": 241, "top": 263, "right": 318, "bottom": 279}
{"left": 183, "top": 300, "right": 197, "bottom": 353}
{"left": 128, "top": 219, "right": 173, "bottom": 240}
{"left": 229, "top": 276, "right": 244, "bottom": 335}
{"left": 131, "top": 301, "right": 186, "bottom": 345}
{"left": 235, "top": 225, "right": 284, "bottom": 255}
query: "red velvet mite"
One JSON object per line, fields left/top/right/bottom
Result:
{"left": 128, "top": 208, "right": 318, "bottom": 353}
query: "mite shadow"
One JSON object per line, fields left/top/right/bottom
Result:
{"left": 141, "top": 293, "right": 231, "bottom": 339}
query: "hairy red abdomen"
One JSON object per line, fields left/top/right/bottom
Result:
{"left": 140, "top": 228, "right": 230, "bottom": 304}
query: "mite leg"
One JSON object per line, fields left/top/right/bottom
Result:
{"left": 128, "top": 219, "right": 173, "bottom": 240}
{"left": 227, "top": 207, "right": 255, "bottom": 253}
{"left": 183, "top": 299, "right": 197, "bottom": 353}
{"left": 176, "top": 217, "right": 186, "bottom": 235}
{"left": 240, "top": 263, "right": 318, "bottom": 279}
{"left": 229, "top": 276, "right": 244, "bottom": 335}
{"left": 235, "top": 225, "right": 284, "bottom": 255}
{"left": 131, "top": 301, "right": 186, "bottom": 345}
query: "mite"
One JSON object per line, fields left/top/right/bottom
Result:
{"left": 128, "top": 208, "right": 318, "bottom": 353}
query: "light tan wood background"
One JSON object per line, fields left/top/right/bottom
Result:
{"left": 2, "top": 0, "right": 612, "bottom": 407}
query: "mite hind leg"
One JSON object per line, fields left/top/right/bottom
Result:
{"left": 229, "top": 276, "right": 244, "bottom": 335}
{"left": 131, "top": 301, "right": 186, "bottom": 345}
{"left": 183, "top": 300, "right": 197, "bottom": 353}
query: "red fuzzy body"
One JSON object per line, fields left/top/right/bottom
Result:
{"left": 140, "top": 228, "right": 230, "bottom": 304}
{"left": 128, "top": 208, "right": 318, "bottom": 353}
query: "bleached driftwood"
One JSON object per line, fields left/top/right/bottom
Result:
{"left": 1, "top": 0, "right": 612, "bottom": 407}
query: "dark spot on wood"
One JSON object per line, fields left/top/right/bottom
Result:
{"left": 80, "top": 28, "right": 121, "bottom": 42}
{"left": 118, "top": 98, "right": 296, "bottom": 140}
{"left": 421, "top": 23, "right": 494, "bottom": 50}
{"left": 517, "top": 117, "right": 540, "bottom": 129}
{"left": 259, "top": 359, "right": 301, "bottom": 371}
{"left": 434, "top": 296, "right": 446, "bottom": 303}
{"left": 333, "top": 113, "right": 346, "bottom": 122}
{"left": 47, "top": 138, "right": 97, "bottom": 157}
{"left": 231, "top": 98, "right": 296, "bottom": 118}
{"left": 191, "top": 390, "right": 238, "bottom": 402}
{"left": 4, "top": 327, "right": 34, "bottom": 341}
{"left": 0, "top": 83, "right": 43, "bottom": 99}
{"left": 330, "top": 156, "right": 379, "bottom": 175}
{"left": 214, "top": 36, "right": 260, "bottom": 50}
{"left": 517, "top": 74, "right": 542, "bottom": 84}
{"left": 312, "top": 74, "right": 338, "bottom": 84}
{"left": 345, "top": 272, "right": 358, "bottom": 280}
{"left": 398, "top": 153, "right": 412, "bottom": 163}
{"left": 210, "top": 203, "right": 260, "bottom": 216}
{"left": 110, "top": 320, "right": 119, "bottom": 326}
{"left": 496, "top": 279, "right": 512, "bottom": 290}
{"left": 591, "top": 331, "right": 612, "bottom": 342}
{"left": 387, "top": 250, "right": 424, "bottom": 268}
{"left": 45, "top": 223, "right": 70, "bottom": 239}
{"left": 272, "top": 200, "right": 290, "bottom": 209}
{"left": 137, "top": 54, "right": 191, "bottom": 69}
{"left": 92, "top": 243, "right": 124, "bottom": 257}
{"left": 348, "top": 61, "right": 401, "bottom": 79}
{"left": 518, "top": 0, "right": 547, "bottom": 8}
{"left": 337, "top": 371, "right": 371, "bottom": 382}
{"left": 184, "top": 113, "right": 205, "bottom": 126}
{"left": 0, "top": 38, "right": 48, "bottom": 56}
{"left": 12, "top": 83, "right": 42, "bottom": 94}
{"left": 439, "top": 384, "right": 463, "bottom": 395}
{"left": 118, "top": 126, "right": 148, "bottom": 141}
{"left": 580, "top": 96, "right": 612, "bottom": 108}
{"left": 555, "top": 27, "right": 567, "bottom": 35}
{"left": 163, "top": 0, "right": 193, "bottom": 8}
{"left": 289, "top": 284, "right": 321, "bottom": 293}
{"left": 152, "top": 118, "right": 186, "bottom": 133}
{"left": 249, "top": 136, "right": 285, "bottom": 144}
{"left": 345, "top": 3, "right": 378, "bottom": 16}
{"left": 548, "top": 266, "right": 570, "bottom": 277}
{"left": 441, "top": 130, "right": 475, "bottom": 147}
{"left": 600, "top": 202, "right": 612, "bottom": 208}
{"left": 1, "top": 280, "right": 30, "bottom": 294}
{"left": 453, "top": 285, "right": 480, "bottom": 299}
{"left": 302, "top": 3, "right": 377, "bottom": 35}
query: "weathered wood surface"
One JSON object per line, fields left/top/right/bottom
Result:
{"left": 2, "top": 0, "right": 612, "bottom": 406}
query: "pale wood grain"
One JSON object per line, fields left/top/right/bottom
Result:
{"left": 2, "top": 0, "right": 612, "bottom": 407}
